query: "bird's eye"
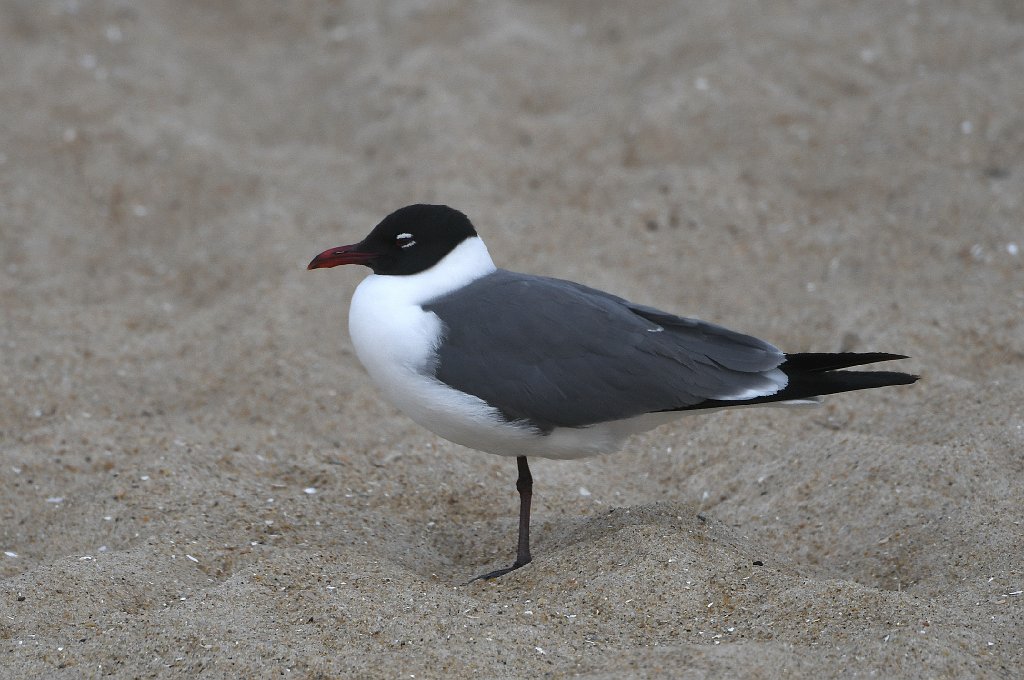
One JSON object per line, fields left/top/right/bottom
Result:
{"left": 396, "top": 232, "right": 416, "bottom": 249}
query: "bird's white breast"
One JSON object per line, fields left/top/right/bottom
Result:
{"left": 348, "top": 237, "right": 541, "bottom": 456}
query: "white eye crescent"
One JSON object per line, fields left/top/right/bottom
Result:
{"left": 396, "top": 232, "right": 416, "bottom": 248}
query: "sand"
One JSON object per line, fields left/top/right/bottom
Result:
{"left": 1, "top": 0, "right": 1022, "bottom": 677}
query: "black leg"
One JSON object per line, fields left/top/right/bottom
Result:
{"left": 470, "top": 456, "right": 533, "bottom": 582}
{"left": 513, "top": 455, "right": 533, "bottom": 566}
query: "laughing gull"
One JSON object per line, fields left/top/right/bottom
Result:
{"left": 308, "top": 204, "right": 918, "bottom": 580}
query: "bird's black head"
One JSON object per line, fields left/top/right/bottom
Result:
{"left": 308, "top": 204, "right": 478, "bottom": 276}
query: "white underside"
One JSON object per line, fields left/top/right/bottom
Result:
{"left": 347, "top": 236, "right": 811, "bottom": 460}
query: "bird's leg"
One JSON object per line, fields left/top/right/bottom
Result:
{"left": 513, "top": 455, "right": 533, "bottom": 566}
{"left": 469, "top": 456, "right": 533, "bottom": 582}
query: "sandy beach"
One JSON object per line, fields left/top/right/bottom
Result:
{"left": 2, "top": 1, "right": 1022, "bottom": 677}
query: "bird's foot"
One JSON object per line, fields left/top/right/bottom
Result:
{"left": 467, "top": 558, "right": 531, "bottom": 584}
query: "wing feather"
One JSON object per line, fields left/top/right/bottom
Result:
{"left": 423, "top": 271, "right": 785, "bottom": 429}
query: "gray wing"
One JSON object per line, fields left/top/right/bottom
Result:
{"left": 423, "top": 270, "right": 785, "bottom": 430}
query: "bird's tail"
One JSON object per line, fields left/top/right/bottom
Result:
{"left": 682, "top": 352, "right": 918, "bottom": 410}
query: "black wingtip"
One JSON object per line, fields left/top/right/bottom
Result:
{"left": 671, "top": 361, "right": 919, "bottom": 414}
{"left": 775, "top": 368, "right": 920, "bottom": 401}
{"left": 782, "top": 352, "right": 913, "bottom": 373}
{"left": 887, "top": 371, "right": 920, "bottom": 385}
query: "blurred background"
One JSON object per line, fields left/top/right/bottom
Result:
{"left": 1, "top": 1, "right": 1021, "bottom": 676}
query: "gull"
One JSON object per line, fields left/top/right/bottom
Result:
{"left": 308, "top": 204, "right": 917, "bottom": 579}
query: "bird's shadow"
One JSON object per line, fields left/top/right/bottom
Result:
{"left": 383, "top": 498, "right": 779, "bottom": 584}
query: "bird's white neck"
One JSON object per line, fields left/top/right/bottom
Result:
{"left": 357, "top": 235, "right": 496, "bottom": 307}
